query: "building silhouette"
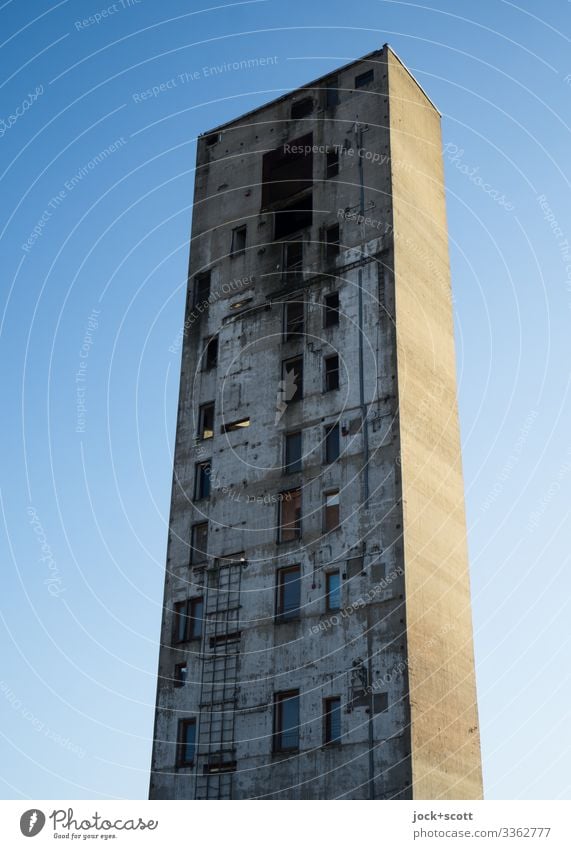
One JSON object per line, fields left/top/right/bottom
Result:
{"left": 149, "top": 45, "right": 483, "bottom": 800}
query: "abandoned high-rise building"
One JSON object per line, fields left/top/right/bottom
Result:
{"left": 149, "top": 44, "right": 483, "bottom": 800}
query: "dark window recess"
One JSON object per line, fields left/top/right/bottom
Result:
{"left": 203, "top": 335, "right": 218, "bottom": 370}
{"left": 324, "top": 292, "right": 340, "bottom": 327}
{"left": 324, "top": 354, "right": 339, "bottom": 391}
{"left": 174, "top": 663, "right": 188, "bottom": 687}
{"left": 326, "top": 570, "right": 341, "bottom": 609}
{"left": 325, "top": 78, "right": 339, "bottom": 108}
{"left": 282, "top": 239, "right": 304, "bottom": 280}
{"left": 325, "top": 423, "right": 340, "bottom": 463}
{"left": 173, "top": 597, "right": 203, "bottom": 643}
{"left": 347, "top": 555, "right": 364, "bottom": 578}
{"left": 198, "top": 403, "right": 214, "bottom": 439}
{"left": 355, "top": 68, "right": 374, "bottom": 89}
{"left": 284, "top": 300, "right": 304, "bottom": 340}
{"left": 285, "top": 431, "right": 302, "bottom": 474}
{"left": 326, "top": 150, "right": 339, "bottom": 178}
{"left": 291, "top": 97, "right": 313, "bottom": 119}
{"left": 324, "top": 491, "right": 340, "bottom": 533}
{"left": 274, "top": 690, "right": 300, "bottom": 751}
{"left": 222, "top": 417, "right": 250, "bottom": 433}
{"left": 282, "top": 356, "right": 303, "bottom": 403}
{"left": 195, "top": 461, "right": 211, "bottom": 500}
{"left": 373, "top": 693, "right": 389, "bottom": 714}
{"left": 190, "top": 522, "right": 208, "bottom": 564}
{"left": 205, "top": 132, "right": 219, "bottom": 147}
{"left": 279, "top": 489, "right": 302, "bottom": 542}
{"left": 276, "top": 565, "right": 301, "bottom": 619}
{"left": 325, "top": 224, "right": 340, "bottom": 259}
{"left": 262, "top": 133, "right": 313, "bottom": 208}
{"left": 194, "top": 271, "right": 211, "bottom": 306}
{"left": 324, "top": 696, "right": 342, "bottom": 743}
{"left": 177, "top": 719, "right": 196, "bottom": 766}
{"left": 275, "top": 194, "right": 313, "bottom": 240}
{"left": 204, "top": 759, "right": 237, "bottom": 774}
{"left": 231, "top": 225, "right": 246, "bottom": 256}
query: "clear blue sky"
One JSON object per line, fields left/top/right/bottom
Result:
{"left": 1, "top": 0, "right": 570, "bottom": 800}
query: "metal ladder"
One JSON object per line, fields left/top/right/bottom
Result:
{"left": 194, "top": 559, "right": 242, "bottom": 799}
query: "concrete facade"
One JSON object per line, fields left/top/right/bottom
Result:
{"left": 149, "top": 45, "right": 483, "bottom": 800}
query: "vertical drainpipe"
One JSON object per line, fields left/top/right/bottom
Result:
{"left": 355, "top": 119, "right": 374, "bottom": 800}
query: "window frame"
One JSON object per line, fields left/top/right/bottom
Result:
{"left": 190, "top": 522, "right": 208, "bottom": 564}
{"left": 174, "top": 663, "right": 188, "bottom": 688}
{"left": 273, "top": 690, "right": 300, "bottom": 752}
{"left": 231, "top": 225, "right": 247, "bottom": 257}
{"left": 284, "top": 299, "right": 304, "bottom": 341}
{"left": 284, "top": 430, "right": 302, "bottom": 474}
{"left": 278, "top": 488, "right": 302, "bottom": 543}
{"left": 194, "top": 460, "right": 211, "bottom": 500}
{"left": 324, "top": 292, "right": 340, "bottom": 327}
{"left": 326, "top": 149, "right": 339, "bottom": 178}
{"left": 177, "top": 718, "right": 197, "bottom": 766}
{"left": 324, "top": 354, "right": 340, "bottom": 392}
{"left": 193, "top": 271, "right": 211, "bottom": 307}
{"left": 325, "top": 571, "right": 341, "bottom": 612}
{"left": 324, "top": 696, "right": 342, "bottom": 745}
{"left": 203, "top": 335, "right": 218, "bottom": 370}
{"left": 324, "top": 422, "right": 340, "bottom": 464}
{"left": 276, "top": 564, "right": 302, "bottom": 621}
{"left": 355, "top": 68, "right": 374, "bottom": 89}
{"left": 198, "top": 402, "right": 215, "bottom": 440}
{"left": 324, "top": 489, "right": 340, "bottom": 533}
{"left": 325, "top": 224, "right": 340, "bottom": 260}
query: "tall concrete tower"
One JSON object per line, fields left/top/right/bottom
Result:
{"left": 149, "top": 45, "right": 483, "bottom": 800}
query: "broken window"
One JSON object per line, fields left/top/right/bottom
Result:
{"left": 325, "top": 224, "right": 340, "bottom": 259}
{"left": 325, "top": 78, "right": 339, "bottom": 108}
{"left": 282, "top": 238, "right": 304, "bottom": 280}
{"left": 198, "top": 402, "right": 214, "bottom": 439}
{"left": 276, "top": 564, "right": 301, "bottom": 620}
{"left": 355, "top": 68, "right": 374, "bottom": 89}
{"left": 275, "top": 195, "right": 312, "bottom": 240}
{"left": 190, "top": 522, "right": 208, "bottom": 564}
{"left": 274, "top": 690, "right": 300, "bottom": 751}
{"left": 177, "top": 718, "right": 196, "bottom": 765}
{"left": 174, "top": 663, "right": 188, "bottom": 687}
{"left": 282, "top": 356, "right": 303, "bottom": 403}
{"left": 195, "top": 461, "right": 211, "bottom": 500}
{"left": 325, "top": 570, "right": 341, "bottom": 610}
{"left": 173, "top": 597, "right": 203, "bottom": 642}
{"left": 262, "top": 133, "right": 313, "bottom": 208}
{"left": 324, "top": 423, "right": 340, "bottom": 463}
{"left": 222, "top": 417, "right": 250, "bottom": 433}
{"left": 284, "top": 431, "right": 302, "bottom": 474}
{"left": 324, "top": 354, "right": 339, "bottom": 391}
{"left": 279, "top": 488, "right": 302, "bottom": 542}
{"left": 324, "top": 490, "right": 340, "bottom": 532}
{"left": 231, "top": 225, "right": 247, "bottom": 256}
{"left": 284, "top": 300, "right": 304, "bottom": 340}
{"left": 326, "top": 149, "right": 339, "bottom": 178}
{"left": 291, "top": 97, "right": 313, "bottom": 119}
{"left": 205, "top": 132, "right": 220, "bottom": 147}
{"left": 324, "top": 696, "right": 342, "bottom": 744}
{"left": 194, "top": 271, "right": 211, "bottom": 307}
{"left": 203, "top": 335, "right": 218, "bottom": 370}
{"left": 324, "top": 291, "right": 340, "bottom": 327}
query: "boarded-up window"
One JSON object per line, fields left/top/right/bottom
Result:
{"left": 274, "top": 690, "right": 300, "bottom": 751}
{"left": 279, "top": 489, "right": 302, "bottom": 541}
{"left": 324, "top": 489, "right": 340, "bottom": 531}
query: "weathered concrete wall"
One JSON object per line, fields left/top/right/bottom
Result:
{"left": 387, "top": 49, "right": 483, "bottom": 799}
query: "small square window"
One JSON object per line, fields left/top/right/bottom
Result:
{"left": 203, "top": 335, "right": 218, "bottom": 370}
{"left": 174, "top": 663, "right": 188, "bottom": 687}
{"left": 355, "top": 69, "right": 374, "bottom": 89}
{"left": 194, "top": 272, "right": 211, "bottom": 307}
{"left": 177, "top": 718, "right": 196, "bottom": 766}
{"left": 274, "top": 690, "right": 300, "bottom": 752}
{"left": 325, "top": 224, "right": 340, "bottom": 259}
{"left": 291, "top": 97, "right": 313, "bottom": 119}
{"left": 325, "top": 423, "right": 340, "bottom": 463}
{"left": 231, "top": 225, "right": 247, "bottom": 256}
{"left": 205, "top": 132, "right": 219, "bottom": 147}
{"left": 276, "top": 565, "right": 301, "bottom": 620}
{"left": 198, "top": 403, "right": 215, "bottom": 439}
{"left": 190, "top": 522, "right": 208, "bottom": 564}
{"left": 282, "top": 356, "right": 303, "bottom": 403}
{"left": 325, "top": 570, "right": 341, "bottom": 610}
{"left": 324, "top": 354, "right": 339, "bottom": 391}
{"left": 326, "top": 150, "right": 339, "bottom": 178}
{"left": 284, "top": 300, "right": 304, "bottom": 340}
{"left": 324, "top": 490, "right": 340, "bottom": 532}
{"left": 325, "top": 78, "right": 339, "bottom": 108}
{"left": 324, "top": 696, "right": 342, "bottom": 744}
{"left": 324, "top": 292, "right": 339, "bottom": 327}
{"left": 195, "top": 461, "right": 211, "bottom": 500}
{"left": 284, "top": 431, "right": 302, "bottom": 474}
{"left": 279, "top": 489, "right": 302, "bottom": 542}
